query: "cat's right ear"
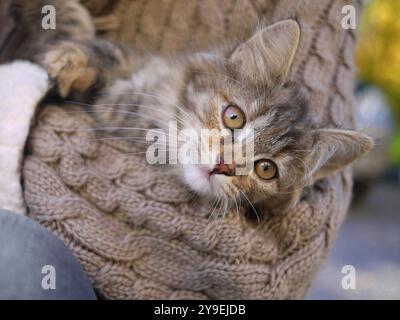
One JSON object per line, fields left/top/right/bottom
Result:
{"left": 229, "top": 20, "right": 300, "bottom": 86}
{"left": 307, "top": 129, "right": 374, "bottom": 182}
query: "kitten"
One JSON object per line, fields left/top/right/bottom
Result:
{"left": 38, "top": 19, "right": 374, "bottom": 216}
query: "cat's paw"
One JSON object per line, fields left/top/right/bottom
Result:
{"left": 41, "top": 42, "right": 97, "bottom": 97}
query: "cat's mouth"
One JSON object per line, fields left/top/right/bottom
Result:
{"left": 181, "top": 163, "right": 238, "bottom": 200}
{"left": 209, "top": 161, "right": 235, "bottom": 177}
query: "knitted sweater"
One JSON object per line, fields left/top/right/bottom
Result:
{"left": 22, "top": 0, "right": 360, "bottom": 299}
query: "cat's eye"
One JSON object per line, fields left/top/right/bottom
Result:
{"left": 254, "top": 159, "right": 278, "bottom": 180}
{"left": 222, "top": 105, "right": 245, "bottom": 129}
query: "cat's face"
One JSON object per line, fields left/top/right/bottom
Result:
{"left": 179, "top": 68, "right": 312, "bottom": 211}
{"left": 180, "top": 89, "right": 312, "bottom": 212}
{"left": 177, "top": 20, "right": 373, "bottom": 212}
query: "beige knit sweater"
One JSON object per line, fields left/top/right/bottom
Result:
{"left": 22, "top": 0, "right": 360, "bottom": 299}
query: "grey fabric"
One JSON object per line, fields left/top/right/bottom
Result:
{"left": 0, "top": 209, "right": 96, "bottom": 299}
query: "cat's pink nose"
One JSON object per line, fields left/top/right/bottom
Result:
{"left": 210, "top": 159, "right": 235, "bottom": 176}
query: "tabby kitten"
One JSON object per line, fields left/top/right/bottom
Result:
{"left": 40, "top": 19, "right": 373, "bottom": 214}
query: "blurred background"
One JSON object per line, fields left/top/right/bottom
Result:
{"left": 308, "top": 0, "right": 400, "bottom": 299}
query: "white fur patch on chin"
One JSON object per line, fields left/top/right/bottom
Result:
{"left": 0, "top": 61, "right": 49, "bottom": 214}
{"left": 181, "top": 164, "right": 212, "bottom": 196}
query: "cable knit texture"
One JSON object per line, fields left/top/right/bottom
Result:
{"left": 23, "top": 0, "right": 360, "bottom": 299}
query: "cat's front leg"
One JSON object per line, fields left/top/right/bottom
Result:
{"left": 39, "top": 41, "right": 98, "bottom": 97}
{"left": 39, "top": 39, "right": 136, "bottom": 99}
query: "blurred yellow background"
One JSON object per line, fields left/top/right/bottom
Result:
{"left": 356, "top": 0, "right": 400, "bottom": 163}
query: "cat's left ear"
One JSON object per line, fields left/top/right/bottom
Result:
{"left": 308, "top": 129, "right": 374, "bottom": 182}
{"left": 230, "top": 19, "right": 300, "bottom": 85}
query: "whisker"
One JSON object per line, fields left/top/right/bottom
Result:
{"left": 240, "top": 191, "right": 260, "bottom": 225}
{"left": 65, "top": 100, "right": 189, "bottom": 127}
{"left": 208, "top": 194, "right": 222, "bottom": 225}
{"left": 89, "top": 90, "right": 198, "bottom": 126}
